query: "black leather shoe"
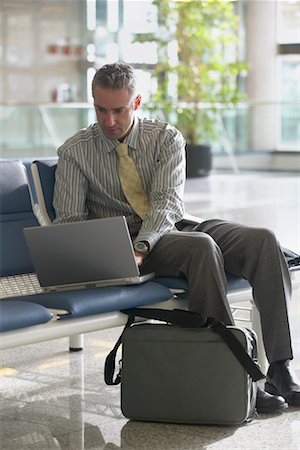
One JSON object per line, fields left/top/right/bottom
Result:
{"left": 265, "top": 360, "right": 300, "bottom": 406}
{"left": 256, "top": 387, "right": 287, "bottom": 414}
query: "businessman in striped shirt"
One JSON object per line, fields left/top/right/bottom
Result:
{"left": 53, "top": 62, "right": 300, "bottom": 413}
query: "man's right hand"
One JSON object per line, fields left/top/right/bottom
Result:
{"left": 134, "top": 251, "right": 145, "bottom": 266}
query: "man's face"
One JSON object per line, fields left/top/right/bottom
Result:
{"left": 93, "top": 86, "right": 141, "bottom": 141}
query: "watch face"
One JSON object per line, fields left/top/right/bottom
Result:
{"left": 134, "top": 242, "right": 148, "bottom": 253}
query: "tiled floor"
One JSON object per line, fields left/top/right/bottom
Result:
{"left": 1, "top": 171, "right": 300, "bottom": 450}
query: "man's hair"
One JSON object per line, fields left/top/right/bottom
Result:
{"left": 92, "top": 62, "right": 136, "bottom": 97}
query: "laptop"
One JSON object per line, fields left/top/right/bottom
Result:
{"left": 23, "top": 216, "right": 154, "bottom": 292}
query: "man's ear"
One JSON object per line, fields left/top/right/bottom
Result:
{"left": 134, "top": 95, "right": 142, "bottom": 110}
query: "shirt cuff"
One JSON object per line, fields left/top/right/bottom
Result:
{"left": 134, "top": 231, "right": 162, "bottom": 251}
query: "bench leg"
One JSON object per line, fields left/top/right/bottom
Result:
{"left": 69, "top": 353, "right": 84, "bottom": 449}
{"left": 69, "top": 334, "right": 84, "bottom": 352}
{"left": 252, "top": 305, "right": 268, "bottom": 375}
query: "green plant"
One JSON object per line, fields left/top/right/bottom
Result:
{"left": 136, "top": 0, "right": 248, "bottom": 145}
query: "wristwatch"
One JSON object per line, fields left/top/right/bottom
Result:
{"left": 134, "top": 241, "right": 149, "bottom": 254}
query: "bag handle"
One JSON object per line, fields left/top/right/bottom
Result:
{"left": 104, "top": 315, "right": 135, "bottom": 385}
{"left": 124, "top": 307, "right": 208, "bottom": 327}
{"left": 104, "top": 308, "right": 265, "bottom": 385}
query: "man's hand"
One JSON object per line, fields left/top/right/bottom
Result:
{"left": 134, "top": 251, "right": 145, "bottom": 266}
{"left": 133, "top": 241, "right": 149, "bottom": 266}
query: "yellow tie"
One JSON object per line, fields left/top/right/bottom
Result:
{"left": 116, "top": 143, "right": 150, "bottom": 220}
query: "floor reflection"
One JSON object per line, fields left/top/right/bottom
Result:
{"left": 0, "top": 393, "right": 238, "bottom": 450}
{"left": 1, "top": 173, "right": 300, "bottom": 450}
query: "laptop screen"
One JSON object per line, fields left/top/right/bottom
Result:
{"left": 23, "top": 216, "right": 142, "bottom": 289}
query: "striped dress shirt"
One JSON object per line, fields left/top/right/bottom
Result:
{"left": 53, "top": 116, "right": 186, "bottom": 249}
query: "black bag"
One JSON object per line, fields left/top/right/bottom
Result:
{"left": 105, "top": 308, "right": 264, "bottom": 426}
{"left": 283, "top": 247, "right": 300, "bottom": 271}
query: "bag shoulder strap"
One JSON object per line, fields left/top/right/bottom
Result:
{"left": 104, "top": 308, "right": 265, "bottom": 385}
{"left": 207, "top": 318, "right": 264, "bottom": 381}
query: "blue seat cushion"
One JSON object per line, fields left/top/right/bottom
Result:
{"left": 0, "top": 300, "right": 52, "bottom": 332}
{"left": 226, "top": 273, "right": 250, "bottom": 290}
{"left": 156, "top": 273, "right": 250, "bottom": 292}
{"left": 2, "top": 281, "right": 172, "bottom": 320}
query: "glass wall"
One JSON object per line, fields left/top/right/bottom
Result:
{"left": 277, "top": 1, "right": 300, "bottom": 151}
{"left": 0, "top": 0, "right": 299, "bottom": 159}
{"left": 277, "top": 0, "right": 300, "bottom": 43}
{"left": 89, "top": 0, "right": 300, "bottom": 153}
{"left": 0, "top": 104, "right": 96, "bottom": 158}
{"left": 278, "top": 57, "right": 300, "bottom": 151}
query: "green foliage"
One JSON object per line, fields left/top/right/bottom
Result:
{"left": 135, "top": 0, "right": 248, "bottom": 144}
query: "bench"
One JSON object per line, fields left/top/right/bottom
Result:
{"left": 4, "top": 158, "right": 298, "bottom": 373}
{"left": 0, "top": 160, "right": 181, "bottom": 351}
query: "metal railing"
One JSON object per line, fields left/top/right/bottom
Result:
{"left": 0, "top": 101, "right": 299, "bottom": 158}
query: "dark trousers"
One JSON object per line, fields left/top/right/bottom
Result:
{"left": 141, "top": 219, "right": 293, "bottom": 363}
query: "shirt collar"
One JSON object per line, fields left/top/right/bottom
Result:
{"left": 97, "top": 116, "right": 140, "bottom": 153}
{"left": 123, "top": 116, "right": 140, "bottom": 150}
{"left": 97, "top": 124, "right": 117, "bottom": 153}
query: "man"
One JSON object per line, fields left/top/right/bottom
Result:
{"left": 53, "top": 62, "right": 300, "bottom": 413}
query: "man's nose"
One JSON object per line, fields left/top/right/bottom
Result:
{"left": 105, "top": 112, "right": 116, "bottom": 127}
